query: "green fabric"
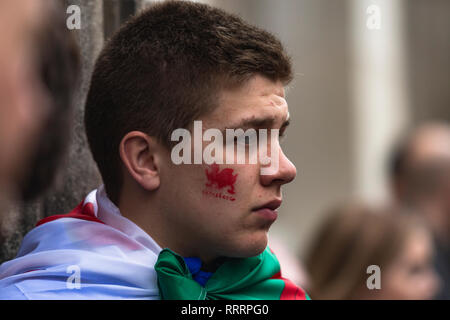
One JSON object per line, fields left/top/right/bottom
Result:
{"left": 155, "top": 246, "right": 293, "bottom": 300}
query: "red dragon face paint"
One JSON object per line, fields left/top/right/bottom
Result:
{"left": 203, "top": 163, "right": 237, "bottom": 202}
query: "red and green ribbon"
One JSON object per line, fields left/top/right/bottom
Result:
{"left": 155, "top": 246, "right": 310, "bottom": 300}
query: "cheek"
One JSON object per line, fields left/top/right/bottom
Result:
{"left": 161, "top": 163, "right": 204, "bottom": 202}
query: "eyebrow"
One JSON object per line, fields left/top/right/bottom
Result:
{"left": 223, "top": 115, "right": 291, "bottom": 132}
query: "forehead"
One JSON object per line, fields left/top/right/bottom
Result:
{"left": 410, "top": 128, "right": 450, "bottom": 163}
{"left": 202, "top": 75, "right": 289, "bottom": 128}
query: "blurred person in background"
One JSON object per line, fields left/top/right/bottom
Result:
{"left": 389, "top": 122, "right": 450, "bottom": 299}
{"left": 0, "top": 0, "right": 48, "bottom": 208}
{"left": 305, "top": 203, "right": 439, "bottom": 299}
{"left": 0, "top": 0, "right": 79, "bottom": 214}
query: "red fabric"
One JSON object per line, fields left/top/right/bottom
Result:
{"left": 271, "top": 271, "right": 307, "bottom": 300}
{"left": 36, "top": 201, "right": 104, "bottom": 227}
{"left": 269, "top": 247, "right": 307, "bottom": 300}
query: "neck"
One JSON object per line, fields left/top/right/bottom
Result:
{"left": 200, "top": 256, "right": 227, "bottom": 272}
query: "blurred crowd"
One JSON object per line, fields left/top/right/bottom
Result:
{"left": 302, "top": 123, "right": 450, "bottom": 299}
{"left": 0, "top": 0, "right": 449, "bottom": 300}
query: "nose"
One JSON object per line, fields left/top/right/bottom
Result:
{"left": 260, "top": 146, "right": 297, "bottom": 187}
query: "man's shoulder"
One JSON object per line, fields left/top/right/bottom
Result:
{"left": 35, "top": 201, "right": 104, "bottom": 228}
{"left": 0, "top": 243, "right": 160, "bottom": 300}
{"left": 14, "top": 206, "right": 119, "bottom": 259}
{"left": 0, "top": 203, "right": 160, "bottom": 300}
{"left": 16, "top": 198, "right": 146, "bottom": 257}
{"left": 0, "top": 272, "right": 160, "bottom": 300}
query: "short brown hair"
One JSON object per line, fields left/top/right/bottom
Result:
{"left": 84, "top": 0, "right": 293, "bottom": 203}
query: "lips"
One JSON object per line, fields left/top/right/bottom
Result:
{"left": 253, "top": 199, "right": 282, "bottom": 211}
{"left": 252, "top": 199, "right": 282, "bottom": 222}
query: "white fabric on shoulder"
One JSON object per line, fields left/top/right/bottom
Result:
{"left": 0, "top": 186, "right": 162, "bottom": 300}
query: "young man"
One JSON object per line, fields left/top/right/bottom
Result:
{"left": 0, "top": 1, "right": 309, "bottom": 300}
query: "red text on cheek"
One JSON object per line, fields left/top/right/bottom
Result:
{"left": 203, "top": 164, "right": 238, "bottom": 201}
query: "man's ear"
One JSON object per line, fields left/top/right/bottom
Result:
{"left": 119, "top": 131, "right": 161, "bottom": 191}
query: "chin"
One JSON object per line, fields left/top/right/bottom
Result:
{"left": 227, "top": 231, "right": 268, "bottom": 258}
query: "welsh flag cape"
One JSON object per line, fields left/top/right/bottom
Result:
{"left": 0, "top": 186, "right": 309, "bottom": 300}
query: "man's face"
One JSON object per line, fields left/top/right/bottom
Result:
{"left": 159, "top": 75, "right": 296, "bottom": 260}
{"left": 0, "top": 0, "right": 49, "bottom": 201}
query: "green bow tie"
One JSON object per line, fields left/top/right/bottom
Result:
{"left": 155, "top": 246, "right": 310, "bottom": 300}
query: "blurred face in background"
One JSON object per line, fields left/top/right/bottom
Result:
{"left": 0, "top": 0, "right": 50, "bottom": 203}
{"left": 393, "top": 124, "right": 450, "bottom": 242}
{"left": 380, "top": 228, "right": 439, "bottom": 300}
